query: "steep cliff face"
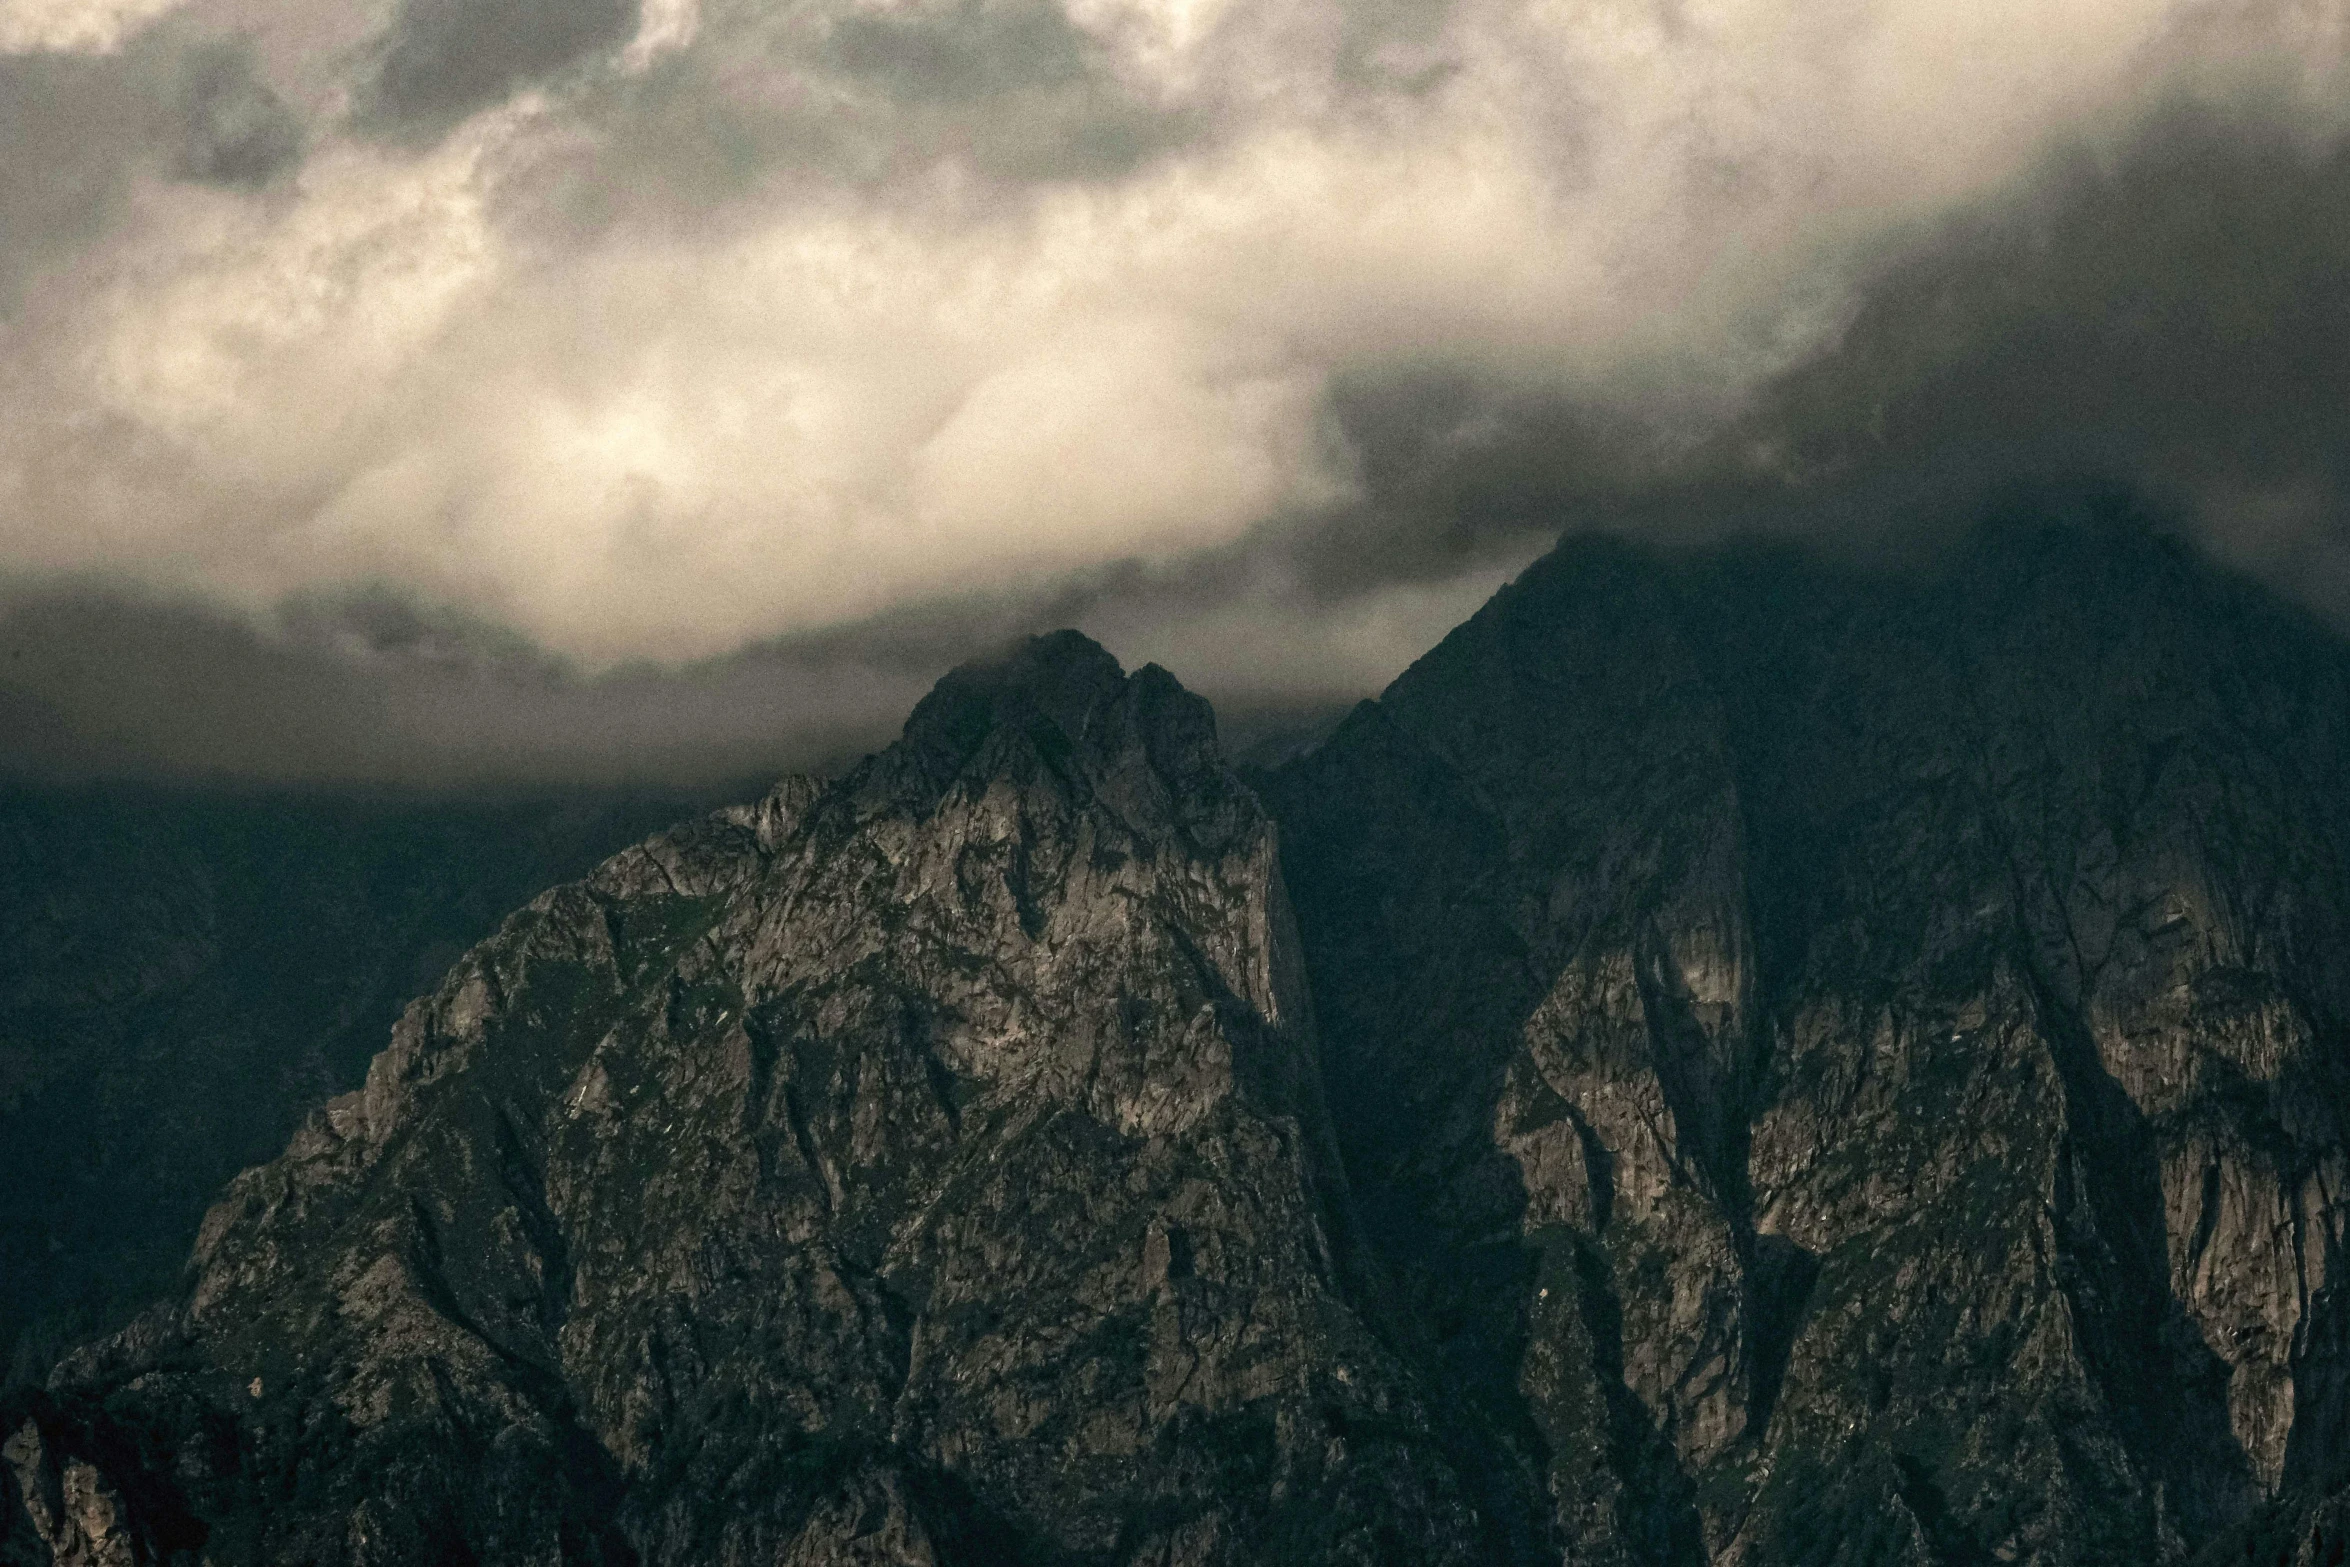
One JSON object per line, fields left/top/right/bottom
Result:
{"left": 8, "top": 634, "right": 1474, "bottom": 1566}
{"left": 1262, "top": 514, "right": 2350, "bottom": 1564}
{"left": 13, "top": 517, "right": 2350, "bottom": 1565}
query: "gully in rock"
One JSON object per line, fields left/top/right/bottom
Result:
{"left": 10, "top": 516, "right": 2350, "bottom": 1566}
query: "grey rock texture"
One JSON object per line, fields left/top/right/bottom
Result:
{"left": 10, "top": 633, "right": 1474, "bottom": 1565}
{"left": 4, "top": 1418, "right": 134, "bottom": 1567}
{"left": 1262, "top": 511, "right": 2350, "bottom": 1565}
{"left": 13, "top": 511, "right": 2350, "bottom": 1564}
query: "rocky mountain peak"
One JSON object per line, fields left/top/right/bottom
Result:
{"left": 901, "top": 628, "right": 1131, "bottom": 757}
{"left": 871, "top": 628, "right": 1246, "bottom": 852}
{"left": 13, "top": 514, "right": 2350, "bottom": 1566}
{"left": 5, "top": 639, "right": 1478, "bottom": 1567}
{"left": 1264, "top": 510, "right": 2350, "bottom": 1563}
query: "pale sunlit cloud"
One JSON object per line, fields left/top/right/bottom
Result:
{"left": 0, "top": 0, "right": 2346, "bottom": 696}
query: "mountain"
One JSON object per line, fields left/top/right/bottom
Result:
{"left": 9, "top": 507, "right": 2350, "bottom": 1564}
{"left": 1262, "top": 511, "right": 2350, "bottom": 1564}
{"left": 0, "top": 786, "right": 702, "bottom": 1391}
{"left": 4, "top": 636, "right": 1479, "bottom": 1565}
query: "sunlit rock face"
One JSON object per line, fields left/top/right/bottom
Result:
{"left": 1263, "top": 514, "right": 2350, "bottom": 1566}
{"left": 7, "top": 631, "right": 1476, "bottom": 1566}
{"left": 12, "top": 514, "right": 2350, "bottom": 1566}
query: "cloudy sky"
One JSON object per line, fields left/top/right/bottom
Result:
{"left": 2, "top": 0, "right": 2347, "bottom": 784}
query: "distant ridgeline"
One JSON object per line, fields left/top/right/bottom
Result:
{"left": 0, "top": 786, "right": 701, "bottom": 1391}
{"left": 10, "top": 511, "right": 2350, "bottom": 1566}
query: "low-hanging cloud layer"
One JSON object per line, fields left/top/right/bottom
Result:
{"left": 4, "top": 0, "right": 2350, "bottom": 783}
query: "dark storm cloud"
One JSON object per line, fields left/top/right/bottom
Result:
{"left": 174, "top": 40, "right": 303, "bottom": 184}
{"left": 1734, "top": 111, "right": 2350, "bottom": 487}
{"left": 822, "top": 0, "right": 1091, "bottom": 102}
{"left": 5, "top": 0, "right": 2350, "bottom": 784}
{"left": 0, "top": 48, "right": 153, "bottom": 297}
{"left": 597, "top": 0, "right": 1184, "bottom": 184}
{"left": 0, "top": 586, "right": 916, "bottom": 789}
{"left": 815, "top": 0, "right": 1196, "bottom": 181}
{"left": 0, "top": 30, "right": 304, "bottom": 304}
{"left": 360, "top": 0, "right": 639, "bottom": 134}
{"left": 534, "top": 0, "right": 1197, "bottom": 222}
{"left": 1666, "top": 105, "right": 2350, "bottom": 613}
{"left": 0, "top": 548, "right": 1491, "bottom": 787}
{"left": 25, "top": 0, "right": 2310, "bottom": 675}
{"left": 1331, "top": 0, "right": 1456, "bottom": 89}
{"left": 1240, "top": 104, "right": 2350, "bottom": 625}
{"left": 20, "top": 94, "right": 2350, "bottom": 787}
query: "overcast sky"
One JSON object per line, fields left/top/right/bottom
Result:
{"left": 2, "top": 0, "right": 2347, "bottom": 785}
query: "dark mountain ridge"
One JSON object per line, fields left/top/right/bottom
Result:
{"left": 1267, "top": 511, "right": 2350, "bottom": 1563}
{"left": 10, "top": 509, "right": 2350, "bottom": 1564}
{"left": 0, "top": 785, "right": 703, "bottom": 1391}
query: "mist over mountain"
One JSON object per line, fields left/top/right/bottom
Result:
{"left": 9, "top": 0, "right": 2350, "bottom": 1562}
{"left": 6, "top": 0, "right": 2350, "bottom": 787}
{"left": 10, "top": 506, "right": 2350, "bottom": 1564}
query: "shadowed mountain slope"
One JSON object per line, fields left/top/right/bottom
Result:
{"left": 0, "top": 786, "right": 697, "bottom": 1391}
{"left": 13, "top": 509, "right": 2350, "bottom": 1565}
{"left": 7, "top": 634, "right": 1477, "bottom": 1566}
{"left": 1262, "top": 506, "right": 2350, "bottom": 1564}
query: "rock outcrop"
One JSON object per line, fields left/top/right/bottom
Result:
{"left": 8, "top": 633, "right": 1473, "bottom": 1565}
{"left": 12, "top": 509, "right": 2350, "bottom": 1565}
{"left": 4, "top": 1417, "right": 134, "bottom": 1567}
{"left": 1263, "top": 511, "right": 2350, "bottom": 1564}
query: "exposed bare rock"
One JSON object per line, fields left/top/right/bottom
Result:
{"left": 1261, "top": 512, "right": 2350, "bottom": 1565}
{"left": 13, "top": 511, "right": 2350, "bottom": 1565}
{"left": 13, "top": 633, "right": 1474, "bottom": 1565}
{"left": 4, "top": 1419, "right": 132, "bottom": 1567}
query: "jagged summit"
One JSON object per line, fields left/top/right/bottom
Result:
{"left": 891, "top": 629, "right": 1131, "bottom": 783}
{"left": 1263, "top": 515, "right": 2350, "bottom": 1564}
{"left": 869, "top": 631, "right": 1245, "bottom": 848}
{"left": 13, "top": 518, "right": 2350, "bottom": 1566}
{"left": 908, "top": 628, "right": 1129, "bottom": 735}
{"left": 5, "top": 625, "right": 1474, "bottom": 1567}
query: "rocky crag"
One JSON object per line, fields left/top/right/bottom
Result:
{"left": 11, "top": 508, "right": 2350, "bottom": 1564}
{"left": 1266, "top": 512, "right": 2350, "bottom": 1565}
{"left": 5, "top": 636, "right": 1478, "bottom": 1565}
